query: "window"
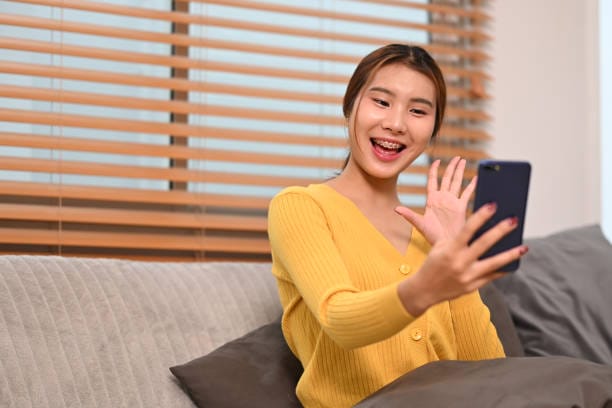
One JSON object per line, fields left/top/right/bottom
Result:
{"left": 0, "top": 0, "right": 492, "bottom": 261}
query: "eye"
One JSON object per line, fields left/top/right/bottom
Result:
{"left": 373, "top": 98, "right": 390, "bottom": 107}
{"left": 410, "top": 108, "right": 427, "bottom": 116}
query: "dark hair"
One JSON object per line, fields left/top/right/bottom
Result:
{"left": 341, "top": 44, "right": 446, "bottom": 169}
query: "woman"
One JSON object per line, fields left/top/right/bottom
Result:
{"left": 267, "top": 44, "right": 527, "bottom": 408}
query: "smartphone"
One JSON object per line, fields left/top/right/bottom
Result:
{"left": 470, "top": 160, "right": 531, "bottom": 271}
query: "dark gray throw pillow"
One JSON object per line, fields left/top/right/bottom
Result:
{"left": 494, "top": 224, "right": 612, "bottom": 364}
{"left": 170, "top": 320, "right": 303, "bottom": 408}
{"left": 479, "top": 283, "right": 524, "bottom": 357}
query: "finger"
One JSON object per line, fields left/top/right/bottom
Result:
{"left": 460, "top": 175, "right": 477, "bottom": 204}
{"left": 427, "top": 159, "right": 441, "bottom": 192}
{"left": 457, "top": 201, "right": 497, "bottom": 244}
{"left": 467, "top": 271, "right": 508, "bottom": 292}
{"left": 474, "top": 245, "right": 528, "bottom": 276}
{"left": 449, "top": 158, "right": 467, "bottom": 196}
{"left": 394, "top": 206, "right": 428, "bottom": 236}
{"left": 440, "top": 156, "right": 460, "bottom": 191}
{"left": 468, "top": 216, "right": 519, "bottom": 259}
{"left": 395, "top": 206, "right": 421, "bottom": 225}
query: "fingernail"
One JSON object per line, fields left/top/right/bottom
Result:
{"left": 508, "top": 216, "right": 518, "bottom": 226}
{"left": 519, "top": 246, "right": 529, "bottom": 255}
{"left": 486, "top": 202, "right": 497, "bottom": 212}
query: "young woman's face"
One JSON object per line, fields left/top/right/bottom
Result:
{"left": 347, "top": 63, "right": 436, "bottom": 181}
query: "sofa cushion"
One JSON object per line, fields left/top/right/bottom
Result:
{"left": 354, "top": 356, "right": 612, "bottom": 408}
{"left": 479, "top": 283, "right": 524, "bottom": 357}
{"left": 0, "top": 256, "right": 281, "bottom": 408}
{"left": 494, "top": 224, "right": 612, "bottom": 364}
{"left": 170, "top": 320, "right": 303, "bottom": 408}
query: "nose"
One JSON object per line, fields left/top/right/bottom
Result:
{"left": 382, "top": 107, "right": 406, "bottom": 134}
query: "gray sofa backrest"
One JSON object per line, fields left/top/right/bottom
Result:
{"left": 0, "top": 256, "right": 281, "bottom": 408}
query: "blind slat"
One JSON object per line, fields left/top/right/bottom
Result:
{"left": 0, "top": 36, "right": 490, "bottom": 81}
{"left": 0, "top": 37, "right": 347, "bottom": 82}
{"left": 440, "top": 127, "right": 491, "bottom": 142}
{"left": 0, "top": 85, "right": 344, "bottom": 126}
{"left": 0, "top": 181, "right": 272, "bottom": 209}
{"left": 0, "top": 203, "right": 267, "bottom": 230}
{"left": 0, "top": 108, "right": 340, "bottom": 139}
{"left": 0, "top": 156, "right": 321, "bottom": 186}
{"left": 0, "top": 250, "right": 266, "bottom": 262}
{"left": 0, "top": 227, "right": 271, "bottom": 252}
{"left": 352, "top": 0, "right": 491, "bottom": 22}
{"left": 0, "top": 133, "right": 348, "bottom": 169}
{"left": 0, "top": 108, "right": 349, "bottom": 145}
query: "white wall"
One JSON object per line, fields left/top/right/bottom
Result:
{"left": 601, "top": 0, "right": 612, "bottom": 240}
{"left": 490, "top": 0, "right": 600, "bottom": 238}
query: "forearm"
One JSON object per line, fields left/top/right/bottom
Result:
{"left": 320, "top": 283, "right": 416, "bottom": 349}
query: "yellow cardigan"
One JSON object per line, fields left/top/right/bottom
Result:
{"left": 268, "top": 184, "right": 504, "bottom": 408}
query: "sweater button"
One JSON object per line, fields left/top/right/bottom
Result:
{"left": 411, "top": 328, "right": 423, "bottom": 341}
{"left": 399, "top": 264, "right": 412, "bottom": 275}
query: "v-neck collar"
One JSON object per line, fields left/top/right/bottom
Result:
{"left": 314, "top": 183, "right": 415, "bottom": 258}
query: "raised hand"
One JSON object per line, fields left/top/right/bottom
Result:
{"left": 397, "top": 201, "right": 528, "bottom": 317}
{"left": 395, "top": 156, "right": 476, "bottom": 245}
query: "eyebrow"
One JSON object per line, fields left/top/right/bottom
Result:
{"left": 368, "top": 86, "right": 434, "bottom": 108}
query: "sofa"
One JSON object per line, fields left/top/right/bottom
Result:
{"left": 1, "top": 224, "right": 611, "bottom": 407}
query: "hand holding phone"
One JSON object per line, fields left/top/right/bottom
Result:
{"left": 470, "top": 160, "right": 531, "bottom": 271}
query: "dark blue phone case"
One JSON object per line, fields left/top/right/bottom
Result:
{"left": 471, "top": 160, "right": 531, "bottom": 271}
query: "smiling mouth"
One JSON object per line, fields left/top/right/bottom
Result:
{"left": 370, "top": 138, "right": 406, "bottom": 154}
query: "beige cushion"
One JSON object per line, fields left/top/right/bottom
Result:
{"left": 0, "top": 256, "right": 281, "bottom": 408}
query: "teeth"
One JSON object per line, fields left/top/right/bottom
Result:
{"left": 374, "top": 139, "right": 402, "bottom": 150}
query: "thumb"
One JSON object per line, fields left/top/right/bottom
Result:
{"left": 394, "top": 206, "right": 426, "bottom": 232}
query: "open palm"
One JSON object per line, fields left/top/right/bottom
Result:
{"left": 396, "top": 156, "right": 476, "bottom": 245}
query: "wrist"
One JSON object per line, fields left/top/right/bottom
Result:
{"left": 397, "top": 274, "right": 434, "bottom": 317}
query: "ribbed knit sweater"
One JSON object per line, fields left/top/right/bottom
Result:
{"left": 267, "top": 184, "right": 505, "bottom": 408}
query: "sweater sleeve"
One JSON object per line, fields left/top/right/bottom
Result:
{"left": 268, "top": 190, "right": 416, "bottom": 349}
{"left": 449, "top": 290, "right": 506, "bottom": 360}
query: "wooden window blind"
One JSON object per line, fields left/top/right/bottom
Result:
{"left": 0, "top": 0, "right": 491, "bottom": 261}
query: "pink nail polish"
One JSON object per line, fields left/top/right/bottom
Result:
{"left": 486, "top": 202, "right": 497, "bottom": 212}
{"left": 519, "top": 246, "right": 529, "bottom": 255}
{"left": 508, "top": 217, "right": 518, "bottom": 226}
